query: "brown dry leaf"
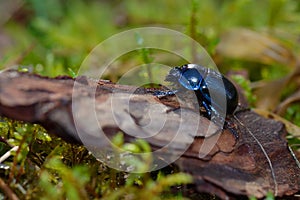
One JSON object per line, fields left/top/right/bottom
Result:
{"left": 216, "top": 28, "right": 298, "bottom": 111}
{"left": 253, "top": 64, "right": 300, "bottom": 111}
{"left": 216, "top": 28, "right": 296, "bottom": 66}
{"left": 276, "top": 88, "right": 300, "bottom": 116}
{"left": 252, "top": 76, "right": 290, "bottom": 110}
{"left": 215, "top": 28, "right": 299, "bottom": 117}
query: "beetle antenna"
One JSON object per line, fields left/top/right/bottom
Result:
{"left": 233, "top": 114, "right": 278, "bottom": 196}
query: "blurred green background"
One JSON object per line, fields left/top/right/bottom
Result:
{"left": 1, "top": 0, "right": 299, "bottom": 75}
{"left": 2, "top": 0, "right": 300, "bottom": 117}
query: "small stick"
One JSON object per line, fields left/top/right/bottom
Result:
{"left": 0, "top": 146, "right": 19, "bottom": 163}
{"left": 0, "top": 178, "right": 19, "bottom": 200}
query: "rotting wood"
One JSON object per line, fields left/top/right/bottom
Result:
{"left": 0, "top": 70, "right": 299, "bottom": 199}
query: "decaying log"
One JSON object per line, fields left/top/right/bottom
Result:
{"left": 0, "top": 70, "right": 299, "bottom": 199}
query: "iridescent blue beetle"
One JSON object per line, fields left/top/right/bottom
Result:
{"left": 161, "top": 64, "right": 238, "bottom": 121}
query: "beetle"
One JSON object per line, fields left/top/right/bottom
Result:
{"left": 161, "top": 64, "right": 239, "bottom": 122}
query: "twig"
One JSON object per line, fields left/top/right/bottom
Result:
{"left": 0, "top": 146, "right": 19, "bottom": 163}
{"left": 0, "top": 178, "right": 19, "bottom": 200}
{"left": 288, "top": 146, "right": 300, "bottom": 169}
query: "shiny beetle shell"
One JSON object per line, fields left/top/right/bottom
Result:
{"left": 166, "top": 64, "right": 238, "bottom": 117}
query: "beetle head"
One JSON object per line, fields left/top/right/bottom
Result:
{"left": 166, "top": 64, "right": 205, "bottom": 90}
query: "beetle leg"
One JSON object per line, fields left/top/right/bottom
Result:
{"left": 207, "top": 104, "right": 228, "bottom": 128}
{"left": 153, "top": 90, "right": 178, "bottom": 98}
{"left": 201, "top": 100, "right": 212, "bottom": 118}
{"left": 224, "top": 119, "right": 239, "bottom": 138}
